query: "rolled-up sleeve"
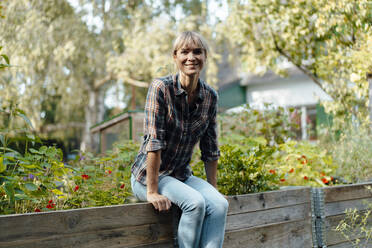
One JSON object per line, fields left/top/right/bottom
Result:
{"left": 200, "top": 98, "right": 220, "bottom": 163}
{"left": 144, "top": 80, "right": 167, "bottom": 152}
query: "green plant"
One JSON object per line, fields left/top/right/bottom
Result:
{"left": 0, "top": 104, "right": 136, "bottom": 215}
{"left": 219, "top": 104, "right": 299, "bottom": 146}
{"left": 0, "top": 46, "right": 10, "bottom": 69}
{"left": 319, "top": 126, "right": 372, "bottom": 183}
{"left": 192, "top": 137, "right": 280, "bottom": 195}
{"left": 335, "top": 186, "right": 372, "bottom": 248}
{"left": 65, "top": 140, "right": 139, "bottom": 208}
{"left": 267, "top": 140, "right": 337, "bottom": 187}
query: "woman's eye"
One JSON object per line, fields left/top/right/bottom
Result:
{"left": 181, "top": 51, "right": 188, "bottom": 54}
{"left": 193, "top": 49, "right": 203, "bottom": 55}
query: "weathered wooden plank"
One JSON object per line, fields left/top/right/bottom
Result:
{"left": 227, "top": 187, "right": 311, "bottom": 215}
{"left": 324, "top": 198, "right": 372, "bottom": 217}
{"left": 129, "top": 241, "right": 173, "bottom": 248}
{"left": 0, "top": 203, "right": 172, "bottom": 243}
{"left": 226, "top": 203, "right": 311, "bottom": 231}
{"left": 0, "top": 222, "right": 173, "bottom": 248}
{"left": 223, "top": 219, "right": 313, "bottom": 248}
{"left": 325, "top": 212, "right": 372, "bottom": 246}
{"left": 323, "top": 183, "right": 372, "bottom": 203}
{"left": 327, "top": 239, "right": 372, "bottom": 248}
{"left": 0, "top": 187, "right": 313, "bottom": 248}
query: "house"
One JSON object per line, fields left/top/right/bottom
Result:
{"left": 218, "top": 67, "right": 332, "bottom": 139}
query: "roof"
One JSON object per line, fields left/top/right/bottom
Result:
{"left": 240, "top": 67, "right": 309, "bottom": 86}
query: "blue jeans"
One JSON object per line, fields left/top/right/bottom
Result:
{"left": 131, "top": 174, "right": 229, "bottom": 248}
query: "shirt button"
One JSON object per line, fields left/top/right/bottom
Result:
{"left": 183, "top": 131, "right": 187, "bottom": 135}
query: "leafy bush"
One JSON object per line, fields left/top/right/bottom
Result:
{"left": 219, "top": 104, "right": 299, "bottom": 145}
{"left": 267, "top": 140, "right": 337, "bottom": 187}
{"left": 0, "top": 104, "right": 136, "bottom": 215}
{"left": 192, "top": 137, "right": 280, "bottom": 195}
{"left": 0, "top": 144, "right": 71, "bottom": 214}
{"left": 65, "top": 140, "right": 139, "bottom": 209}
{"left": 192, "top": 134, "right": 338, "bottom": 195}
{"left": 319, "top": 126, "right": 372, "bottom": 183}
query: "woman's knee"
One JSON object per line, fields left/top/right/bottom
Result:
{"left": 211, "top": 196, "right": 229, "bottom": 216}
{"left": 184, "top": 194, "right": 206, "bottom": 214}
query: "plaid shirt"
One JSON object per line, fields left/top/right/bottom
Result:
{"left": 131, "top": 74, "right": 220, "bottom": 185}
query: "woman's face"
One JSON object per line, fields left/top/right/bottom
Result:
{"left": 173, "top": 42, "right": 206, "bottom": 77}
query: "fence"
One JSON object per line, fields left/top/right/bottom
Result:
{"left": 0, "top": 184, "right": 371, "bottom": 248}
{"left": 313, "top": 183, "right": 372, "bottom": 248}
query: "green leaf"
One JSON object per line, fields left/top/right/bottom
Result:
{"left": 20, "top": 163, "right": 37, "bottom": 169}
{"left": 26, "top": 133, "right": 35, "bottom": 141}
{"left": 40, "top": 146, "right": 47, "bottom": 154}
{"left": 42, "top": 162, "right": 51, "bottom": 168}
{"left": 52, "top": 189, "right": 64, "bottom": 195}
{"left": 1, "top": 54, "right": 9, "bottom": 64}
{"left": 24, "top": 183, "right": 38, "bottom": 191}
{"left": 4, "top": 182, "right": 15, "bottom": 202}
{"left": 29, "top": 148, "right": 41, "bottom": 154}
{"left": 84, "top": 165, "right": 95, "bottom": 171}
{"left": 17, "top": 113, "right": 34, "bottom": 129}
{"left": 15, "top": 194, "right": 31, "bottom": 200}
{"left": 54, "top": 180, "right": 64, "bottom": 187}
{"left": 0, "top": 157, "right": 6, "bottom": 173}
{"left": 0, "top": 134, "right": 4, "bottom": 146}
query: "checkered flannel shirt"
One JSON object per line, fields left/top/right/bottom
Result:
{"left": 131, "top": 74, "right": 220, "bottom": 185}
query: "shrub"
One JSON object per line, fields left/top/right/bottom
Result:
{"left": 0, "top": 104, "right": 136, "bottom": 215}
{"left": 219, "top": 104, "right": 299, "bottom": 145}
{"left": 192, "top": 135, "right": 338, "bottom": 194}
{"left": 267, "top": 140, "right": 337, "bottom": 187}
{"left": 192, "top": 137, "right": 280, "bottom": 195}
{"left": 319, "top": 126, "right": 372, "bottom": 183}
{"left": 65, "top": 140, "right": 139, "bottom": 208}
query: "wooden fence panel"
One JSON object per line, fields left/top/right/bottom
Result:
{"left": 226, "top": 187, "right": 310, "bottom": 215}
{"left": 224, "top": 187, "right": 312, "bottom": 248}
{"left": 224, "top": 219, "right": 312, "bottom": 248}
{"left": 0, "top": 204, "right": 173, "bottom": 248}
{"left": 323, "top": 183, "right": 372, "bottom": 248}
{"left": 0, "top": 187, "right": 313, "bottom": 248}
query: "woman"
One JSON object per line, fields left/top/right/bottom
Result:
{"left": 131, "top": 31, "right": 228, "bottom": 248}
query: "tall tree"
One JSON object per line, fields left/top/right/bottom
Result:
{"left": 226, "top": 0, "right": 372, "bottom": 127}
{"left": 1, "top": 0, "right": 225, "bottom": 152}
{"left": 0, "top": 0, "right": 91, "bottom": 140}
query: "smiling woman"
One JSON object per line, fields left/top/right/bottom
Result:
{"left": 130, "top": 31, "right": 228, "bottom": 248}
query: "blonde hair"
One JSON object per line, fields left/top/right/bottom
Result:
{"left": 172, "top": 31, "right": 209, "bottom": 58}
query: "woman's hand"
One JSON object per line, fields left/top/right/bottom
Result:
{"left": 147, "top": 192, "right": 172, "bottom": 211}
{"left": 145, "top": 151, "right": 171, "bottom": 211}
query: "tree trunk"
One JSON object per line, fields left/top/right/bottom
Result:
{"left": 80, "top": 89, "right": 96, "bottom": 152}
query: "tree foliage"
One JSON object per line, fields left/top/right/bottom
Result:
{"left": 0, "top": 0, "right": 224, "bottom": 151}
{"left": 226, "top": 0, "right": 372, "bottom": 127}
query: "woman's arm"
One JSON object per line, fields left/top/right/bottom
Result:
{"left": 205, "top": 159, "right": 218, "bottom": 188}
{"left": 146, "top": 150, "right": 172, "bottom": 211}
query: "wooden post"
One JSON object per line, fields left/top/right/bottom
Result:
{"left": 131, "top": 85, "right": 136, "bottom": 110}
